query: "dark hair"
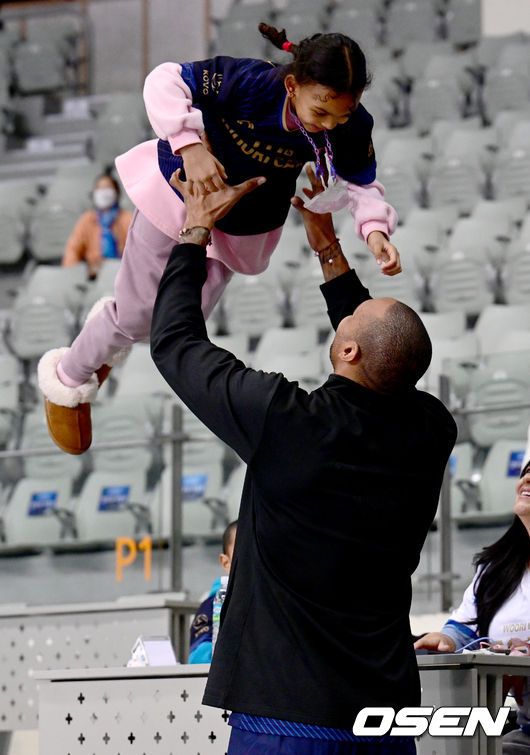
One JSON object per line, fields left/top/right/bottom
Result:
{"left": 259, "top": 23, "right": 371, "bottom": 95}
{"left": 472, "top": 460, "right": 530, "bottom": 637}
{"left": 222, "top": 520, "right": 237, "bottom": 555}
{"left": 359, "top": 301, "right": 432, "bottom": 393}
{"left": 95, "top": 166, "right": 121, "bottom": 198}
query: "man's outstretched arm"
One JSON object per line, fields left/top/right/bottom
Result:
{"left": 291, "top": 168, "right": 372, "bottom": 331}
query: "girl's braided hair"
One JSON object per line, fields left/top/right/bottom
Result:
{"left": 258, "top": 22, "right": 371, "bottom": 95}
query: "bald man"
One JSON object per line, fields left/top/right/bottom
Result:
{"left": 150, "top": 170, "right": 457, "bottom": 755}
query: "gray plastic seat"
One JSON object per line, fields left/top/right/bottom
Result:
{"left": 430, "top": 251, "right": 494, "bottom": 316}
{"left": 23, "top": 263, "right": 88, "bottom": 319}
{"left": 72, "top": 398, "right": 154, "bottom": 545}
{"left": 410, "top": 78, "right": 463, "bottom": 135}
{"left": 6, "top": 295, "right": 73, "bottom": 363}
{"left": 384, "top": 0, "right": 438, "bottom": 50}
{"left": 474, "top": 304, "right": 530, "bottom": 356}
{"left": 467, "top": 365, "right": 530, "bottom": 448}
{"left": 444, "top": 0, "right": 481, "bottom": 46}
{"left": 223, "top": 275, "right": 283, "bottom": 337}
{"left": 1, "top": 412, "right": 81, "bottom": 549}
{"left": 12, "top": 41, "right": 67, "bottom": 95}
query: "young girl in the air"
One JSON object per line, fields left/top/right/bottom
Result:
{"left": 38, "top": 24, "right": 400, "bottom": 455}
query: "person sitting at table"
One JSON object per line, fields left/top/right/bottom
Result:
{"left": 414, "top": 458, "right": 530, "bottom": 754}
{"left": 189, "top": 520, "right": 237, "bottom": 664}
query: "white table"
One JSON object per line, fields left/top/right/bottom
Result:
{"left": 0, "top": 593, "right": 198, "bottom": 754}
{"left": 37, "top": 653, "right": 530, "bottom": 755}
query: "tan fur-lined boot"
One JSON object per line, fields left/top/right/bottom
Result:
{"left": 37, "top": 297, "right": 132, "bottom": 455}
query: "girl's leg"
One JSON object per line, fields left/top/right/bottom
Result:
{"left": 59, "top": 208, "right": 181, "bottom": 385}
{"left": 38, "top": 208, "right": 234, "bottom": 455}
{"left": 202, "top": 257, "right": 234, "bottom": 320}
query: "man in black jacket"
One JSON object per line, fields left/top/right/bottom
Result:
{"left": 150, "top": 169, "right": 457, "bottom": 754}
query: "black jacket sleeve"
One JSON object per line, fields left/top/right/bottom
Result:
{"left": 150, "top": 243, "right": 285, "bottom": 463}
{"left": 320, "top": 268, "right": 372, "bottom": 331}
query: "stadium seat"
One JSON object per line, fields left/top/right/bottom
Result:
{"left": 0, "top": 354, "right": 20, "bottom": 447}
{"left": 361, "top": 263, "right": 424, "bottom": 311}
{"left": 223, "top": 275, "right": 284, "bottom": 337}
{"left": 420, "top": 311, "right": 466, "bottom": 340}
{"left": 474, "top": 304, "right": 530, "bottom": 356}
{"left": 472, "top": 197, "right": 527, "bottom": 232}
{"left": 425, "top": 331, "right": 479, "bottom": 399}
{"left": 12, "top": 40, "right": 68, "bottom": 95}
{"left": 213, "top": 1, "right": 273, "bottom": 58}
{"left": 444, "top": 0, "right": 482, "bottom": 46}
{"left": 502, "top": 246, "right": 530, "bottom": 305}
{"left": 454, "top": 439, "right": 527, "bottom": 526}
{"left": 427, "top": 155, "right": 485, "bottom": 215}
{"left": 430, "top": 252, "right": 494, "bottom": 316}
{"left": 1, "top": 412, "right": 81, "bottom": 550}
{"left": 377, "top": 136, "right": 431, "bottom": 219}
{"left": 251, "top": 325, "right": 319, "bottom": 371}
{"left": 327, "top": 5, "right": 379, "bottom": 49}
{"left": 448, "top": 441, "right": 474, "bottom": 518}
{"left": 81, "top": 258, "right": 121, "bottom": 315}
{"left": 290, "top": 266, "right": 334, "bottom": 332}
{"left": 72, "top": 398, "right": 153, "bottom": 545}
{"left": 152, "top": 402, "right": 229, "bottom": 541}
{"left": 112, "top": 342, "right": 172, "bottom": 401}
{"left": 483, "top": 68, "right": 530, "bottom": 124}
{"left": 29, "top": 202, "right": 82, "bottom": 263}
{"left": 397, "top": 41, "right": 453, "bottom": 84}
{"left": 447, "top": 216, "right": 510, "bottom": 274}
{"left": 22, "top": 263, "right": 88, "bottom": 321}
{"left": 224, "top": 462, "right": 246, "bottom": 523}
{"left": 466, "top": 364, "right": 530, "bottom": 448}
{"left": 478, "top": 439, "right": 528, "bottom": 521}
{"left": 384, "top": 0, "right": 439, "bottom": 50}
{"left": 492, "top": 146, "right": 530, "bottom": 199}
{"left": 410, "top": 77, "right": 463, "bottom": 135}
{"left": 5, "top": 294, "right": 73, "bottom": 363}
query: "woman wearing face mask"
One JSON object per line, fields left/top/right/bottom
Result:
{"left": 61, "top": 172, "right": 133, "bottom": 279}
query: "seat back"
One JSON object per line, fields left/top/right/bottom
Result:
{"left": 479, "top": 439, "right": 527, "bottom": 518}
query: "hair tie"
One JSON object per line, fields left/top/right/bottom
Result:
{"left": 282, "top": 41, "right": 293, "bottom": 52}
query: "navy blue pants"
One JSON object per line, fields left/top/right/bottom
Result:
{"left": 227, "top": 728, "right": 417, "bottom": 754}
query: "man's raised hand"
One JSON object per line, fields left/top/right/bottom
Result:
{"left": 170, "top": 169, "right": 266, "bottom": 229}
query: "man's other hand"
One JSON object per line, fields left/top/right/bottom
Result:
{"left": 170, "top": 169, "right": 266, "bottom": 229}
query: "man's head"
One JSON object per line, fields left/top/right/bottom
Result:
{"left": 330, "top": 297, "right": 432, "bottom": 394}
{"left": 219, "top": 520, "right": 238, "bottom": 575}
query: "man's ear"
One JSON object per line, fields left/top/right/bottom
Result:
{"left": 337, "top": 341, "right": 360, "bottom": 365}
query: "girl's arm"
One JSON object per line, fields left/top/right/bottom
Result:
{"left": 144, "top": 61, "right": 227, "bottom": 194}
{"left": 143, "top": 62, "right": 204, "bottom": 154}
{"left": 346, "top": 179, "right": 401, "bottom": 275}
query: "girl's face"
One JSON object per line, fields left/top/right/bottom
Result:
{"left": 285, "top": 74, "right": 361, "bottom": 133}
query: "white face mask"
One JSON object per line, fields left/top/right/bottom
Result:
{"left": 93, "top": 187, "right": 118, "bottom": 210}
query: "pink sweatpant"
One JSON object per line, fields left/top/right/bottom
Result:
{"left": 59, "top": 208, "right": 280, "bottom": 385}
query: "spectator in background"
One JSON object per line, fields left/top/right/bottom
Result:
{"left": 415, "top": 459, "right": 530, "bottom": 754}
{"left": 189, "top": 520, "right": 237, "bottom": 664}
{"left": 61, "top": 170, "right": 132, "bottom": 279}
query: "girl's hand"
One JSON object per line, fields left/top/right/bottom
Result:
{"left": 301, "top": 162, "right": 326, "bottom": 201}
{"left": 291, "top": 164, "right": 335, "bottom": 251}
{"left": 179, "top": 143, "right": 227, "bottom": 196}
{"left": 367, "top": 231, "right": 402, "bottom": 276}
